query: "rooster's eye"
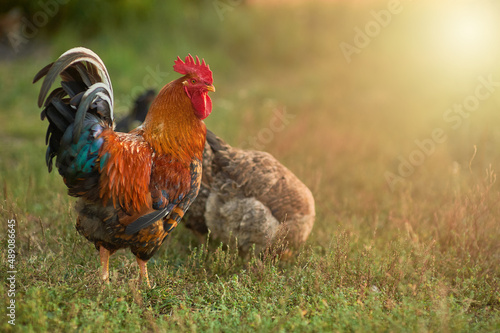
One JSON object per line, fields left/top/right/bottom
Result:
{"left": 191, "top": 79, "right": 196, "bottom": 84}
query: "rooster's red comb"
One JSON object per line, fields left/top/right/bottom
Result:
{"left": 173, "top": 54, "right": 213, "bottom": 84}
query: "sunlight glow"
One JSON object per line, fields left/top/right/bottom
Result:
{"left": 444, "top": 7, "right": 493, "bottom": 53}
{"left": 428, "top": 2, "right": 499, "bottom": 69}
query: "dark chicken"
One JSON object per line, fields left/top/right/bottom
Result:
{"left": 115, "top": 89, "right": 156, "bottom": 132}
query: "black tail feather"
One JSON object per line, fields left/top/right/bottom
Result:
{"left": 51, "top": 99, "right": 75, "bottom": 124}
{"left": 61, "top": 80, "right": 87, "bottom": 98}
{"left": 44, "top": 88, "right": 66, "bottom": 108}
{"left": 45, "top": 106, "right": 70, "bottom": 133}
{"left": 32, "top": 62, "right": 53, "bottom": 84}
{"left": 34, "top": 47, "right": 114, "bottom": 172}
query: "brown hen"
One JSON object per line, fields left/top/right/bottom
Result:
{"left": 185, "top": 130, "right": 316, "bottom": 257}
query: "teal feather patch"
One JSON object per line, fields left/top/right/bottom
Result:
{"left": 100, "top": 152, "right": 110, "bottom": 170}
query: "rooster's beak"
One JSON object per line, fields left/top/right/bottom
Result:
{"left": 206, "top": 85, "right": 216, "bottom": 92}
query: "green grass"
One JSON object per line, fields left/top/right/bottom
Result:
{"left": 1, "top": 0, "right": 500, "bottom": 331}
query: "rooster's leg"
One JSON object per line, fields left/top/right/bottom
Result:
{"left": 99, "top": 246, "right": 111, "bottom": 283}
{"left": 136, "top": 257, "right": 151, "bottom": 288}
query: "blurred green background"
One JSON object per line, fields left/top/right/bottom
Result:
{"left": 1, "top": 0, "right": 500, "bottom": 331}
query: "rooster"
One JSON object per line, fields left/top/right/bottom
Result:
{"left": 185, "top": 130, "right": 316, "bottom": 257}
{"left": 34, "top": 47, "right": 215, "bottom": 287}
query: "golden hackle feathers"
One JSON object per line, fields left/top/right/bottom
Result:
{"left": 141, "top": 81, "right": 207, "bottom": 163}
